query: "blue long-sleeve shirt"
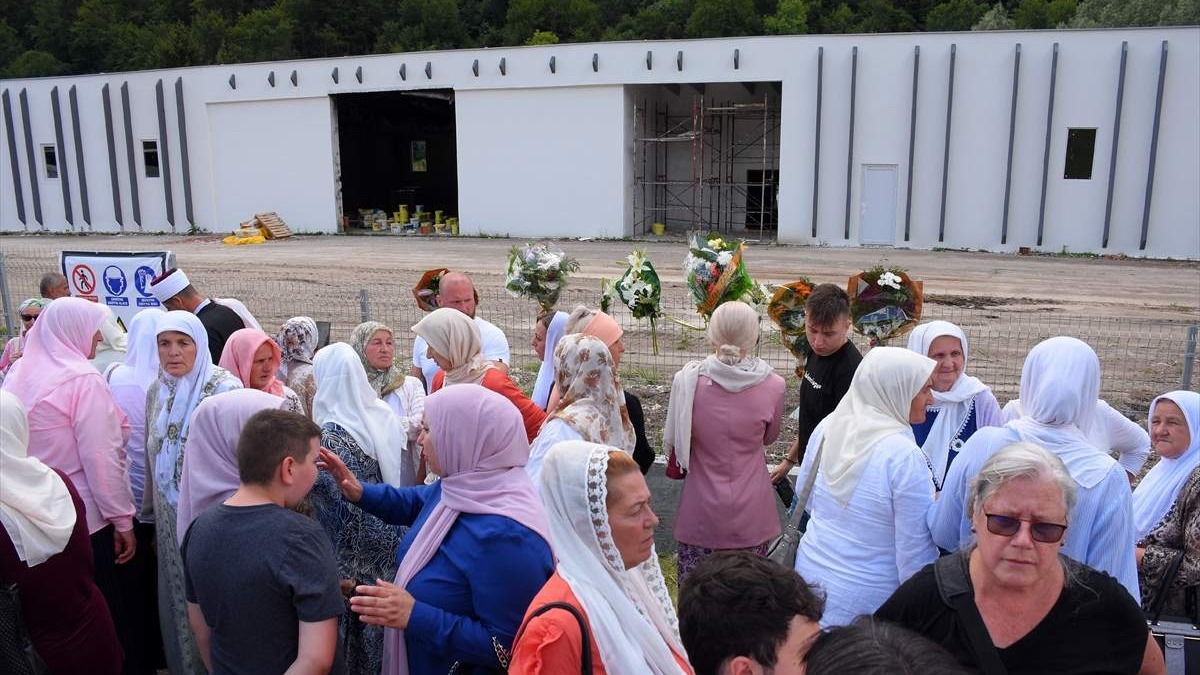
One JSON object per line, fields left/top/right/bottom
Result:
{"left": 927, "top": 425, "right": 1140, "bottom": 600}
{"left": 357, "top": 481, "right": 554, "bottom": 674}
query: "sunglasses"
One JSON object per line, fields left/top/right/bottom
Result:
{"left": 20, "top": 314, "right": 38, "bottom": 322}
{"left": 984, "top": 513, "right": 1067, "bottom": 543}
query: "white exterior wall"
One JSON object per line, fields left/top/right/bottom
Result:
{"left": 1, "top": 28, "right": 1197, "bottom": 258}
{"left": 456, "top": 86, "right": 628, "bottom": 238}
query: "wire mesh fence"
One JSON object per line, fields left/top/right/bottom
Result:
{"left": 1, "top": 246, "right": 1195, "bottom": 421}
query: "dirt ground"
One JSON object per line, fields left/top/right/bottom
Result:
{"left": 3, "top": 232, "right": 1198, "bottom": 460}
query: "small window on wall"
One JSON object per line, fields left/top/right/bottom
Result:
{"left": 42, "top": 145, "right": 58, "bottom": 179}
{"left": 143, "top": 140, "right": 160, "bottom": 178}
{"left": 1064, "top": 128, "right": 1096, "bottom": 180}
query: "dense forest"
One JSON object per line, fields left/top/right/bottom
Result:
{"left": 1, "top": 0, "right": 1195, "bottom": 78}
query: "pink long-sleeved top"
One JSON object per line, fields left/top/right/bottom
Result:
{"left": 25, "top": 374, "right": 134, "bottom": 534}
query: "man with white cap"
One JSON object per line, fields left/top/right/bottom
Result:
{"left": 149, "top": 268, "right": 245, "bottom": 363}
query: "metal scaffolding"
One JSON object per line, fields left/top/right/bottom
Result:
{"left": 632, "top": 91, "right": 781, "bottom": 239}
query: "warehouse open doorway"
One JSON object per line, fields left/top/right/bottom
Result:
{"left": 333, "top": 90, "right": 458, "bottom": 231}
{"left": 629, "top": 82, "right": 782, "bottom": 239}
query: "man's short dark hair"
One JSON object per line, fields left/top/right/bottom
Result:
{"left": 237, "top": 409, "right": 321, "bottom": 486}
{"left": 679, "top": 551, "right": 825, "bottom": 675}
{"left": 805, "top": 618, "right": 968, "bottom": 675}
{"left": 805, "top": 283, "right": 851, "bottom": 327}
{"left": 39, "top": 272, "right": 67, "bottom": 297}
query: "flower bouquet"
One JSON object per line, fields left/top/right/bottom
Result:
{"left": 767, "top": 278, "right": 815, "bottom": 377}
{"left": 412, "top": 267, "right": 450, "bottom": 312}
{"left": 682, "top": 233, "right": 767, "bottom": 325}
{"left": 600, "top": 249, "right": 663, "bottom": 354}
{"left": 847, "top": 266, "right": 923, "bottom": 346}
{"left": 503, "top": 243, "right": 580, "bottom": 312}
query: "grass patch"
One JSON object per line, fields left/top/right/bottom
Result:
{"left": 659, "top": 553, "right": 679, "bottom": 604}
{"left": 623, "top": 366, "right": 664, "bottom": 387}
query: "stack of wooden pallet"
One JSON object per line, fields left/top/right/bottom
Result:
{"left": 253, "top": 212, "right": 292, "bottom": 239}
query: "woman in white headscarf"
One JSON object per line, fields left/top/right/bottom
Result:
{"left": 526, "top": 334, "right": 635, "bottom": 486}
{"left": 0, "top": 391, "right": 122, "bottom": 675}
{"left": 309, "top": 342, "right": 414, "bottom": 675}
{"left": 1135, "top": 390, "right": 1200, "bottom": 617}
{"left": 905, "top": 321, "right": 1003, "bottom": 491}
{"left": 664, "top": 301, "right": 785, "bottom": 581}
{"left": 929, "top": 336, "right": 1140, "bottom": 600}
{"left": 531, "top": 310, "right": 568, "bottom": 410}
{"left": 143, "top": 310, "right": 242, "bottom": 675}
{"left": 792, "top": 346, "right": 939, "bottom": 627}
{"left": 510, "top": 441, "right": 692, "bottom": 674}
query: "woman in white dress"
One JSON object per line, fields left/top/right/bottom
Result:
{"left": 792, "top": 346, "right": 939, "bottom": 627}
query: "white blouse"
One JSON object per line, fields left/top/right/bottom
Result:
{"left": 793, "top": 421, "right": 938, "bottom": 628}
{"left": 525, "top": 418, "right": 583, "bottom": 491}
{"left": 383, "top": 375, "right": 427, "bottom": 472}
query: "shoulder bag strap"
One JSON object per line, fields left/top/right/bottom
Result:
{"left": 1147, "top": 549, "right": 1186, "bottom": 624}
{"left": 512, "top": 601, "right": 593, "bottom": 675}
{"left": 934, "top": 552, "right": 1008, "bottom": 675}
{"left": 782, "top": 440, "right": 824, "bottom": 532}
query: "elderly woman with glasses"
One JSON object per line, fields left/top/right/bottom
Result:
{"left": 876, "top": 443, "right": 1163, "bottom": 675}
{"left": 0, "top": 297, "right": 49, "bottom": 376}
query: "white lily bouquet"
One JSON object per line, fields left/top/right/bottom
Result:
{"left": 601, "top": 249, "right": 663, "bottom": 353}
{"left": 504, "top": 243, "right": 580, "bottom": 312}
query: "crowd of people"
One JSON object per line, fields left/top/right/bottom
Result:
{"left": 0, "top": 266, "right": 1194, "bottom": 675}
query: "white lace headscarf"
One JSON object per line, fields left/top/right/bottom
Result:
{"left": 538, "top": 441, "right": 688, "bottom": 675}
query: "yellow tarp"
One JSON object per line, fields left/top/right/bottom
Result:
{"left": 222, "top": 234, "right": 266, "bottom": 246}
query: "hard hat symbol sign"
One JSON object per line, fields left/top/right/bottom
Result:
{"left": 103, "top": 266, "right": 128, "bottom": 296}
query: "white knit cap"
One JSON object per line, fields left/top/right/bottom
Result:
{"left": 150, "top": 269, "right": 190, "bottom": 302}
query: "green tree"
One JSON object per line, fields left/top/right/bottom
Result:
{"left": 855, "top": 0, "right": 916, "bottom": 31}
{"left": 0, "top": 20, "right": 26, "bottom": 67}
{"left": 505, "top": 0, "right": 602, "bottom": 44}
{"left": 525, "top": 29, "right": 559, "bottom": 44}
{"left": 1012, "top": 0, "right": 1076, "bottom": 28}
{"left": 972, "top": 1, "right": 1013, "bottom": 28}
{"left": 217, "top": 5, "right": 294, "bottom": 62}
{"left": 608, "top": 0, "right": 693, "bottom": 40}
{"left": 818, "top": 2, "right": 857, "bottom": 32}
{"left": 2, "top": 49, "right": 68, "bottom": 77}
{"left": 686, "top": 0, "right": 762, "bottom": 37}
{"left": 763, "top": 0, "right": 809, "bottom": 34}
{"left": 925, "top": 0, "right": 987, "bottom": 30}
{"left": 375, "top": 0, "right": 466, "bottom": 52}
{"left": 1070, "top": 0, "right": 1199, "bottom": 27}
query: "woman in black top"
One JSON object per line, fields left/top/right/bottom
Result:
{"left": 875, "top": 442, "right": 1162, "bottom": 675}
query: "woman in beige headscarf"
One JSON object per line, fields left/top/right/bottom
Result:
{"left": 663, "top": 301, "right": 786, "bottom": 580}
{"left": 413, "top": 307, "right": 546, "bottom": 441}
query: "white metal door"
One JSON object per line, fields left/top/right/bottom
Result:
{"left": 860, "top": 165, "right": 898, "bottom": 246}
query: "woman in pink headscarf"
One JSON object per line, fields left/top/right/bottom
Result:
{"left": 318, "top": 384, "right": 554, "bottom": 675}
{"left": 176, "top": 389, "right": 289, "bottom": 542}
{"left": 0, "top": 296, "right": 139, "bottom": 667}
{"left": 219, "top": 328, "right": 305, "bottom": 414}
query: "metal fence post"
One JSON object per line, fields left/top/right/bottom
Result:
{"left": 0, "top": 252, "right": 14, "bottom": 338}
{"left": 1183, "top": 324, "right": 1197, "bottom": 391}
{"left": 358, "top": 288, "right": 370, "bottom": 323}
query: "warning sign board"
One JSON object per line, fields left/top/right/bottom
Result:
{"left": 61, "top": 251, "right": 175, "bottom": 325}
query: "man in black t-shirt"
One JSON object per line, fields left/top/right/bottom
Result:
{"left": 182, "top": 409, "right": 343, "bottom": 675}
{"left": 770, "top": 284, "right": 862, "bottom": 485}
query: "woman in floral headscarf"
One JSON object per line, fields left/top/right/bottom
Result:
{"left": 275, "top": 316, "right": 320, "bottom": 418}
{"left": 0, "top": 297, "right": 48, "bottom": 376}
{"left": 351, "top": 321, "right": 426, "bottom": 435}
{"left": 526, "top": 334, "right": 635, "bottom": 487}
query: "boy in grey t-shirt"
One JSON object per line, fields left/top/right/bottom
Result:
{"left": 183, "top": 409, "right": 343, "bottom": 675}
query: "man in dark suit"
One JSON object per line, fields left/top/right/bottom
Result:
{"left": 149, "top": 268, "right": 245, "bottom": 363}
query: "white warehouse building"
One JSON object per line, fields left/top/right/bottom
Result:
{"left": 1, "top": 27, "right": 1198, "bottom": 258}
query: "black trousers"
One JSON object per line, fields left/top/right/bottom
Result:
{"left": 90, "top": 522, "right": 163, "bottom": 675}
